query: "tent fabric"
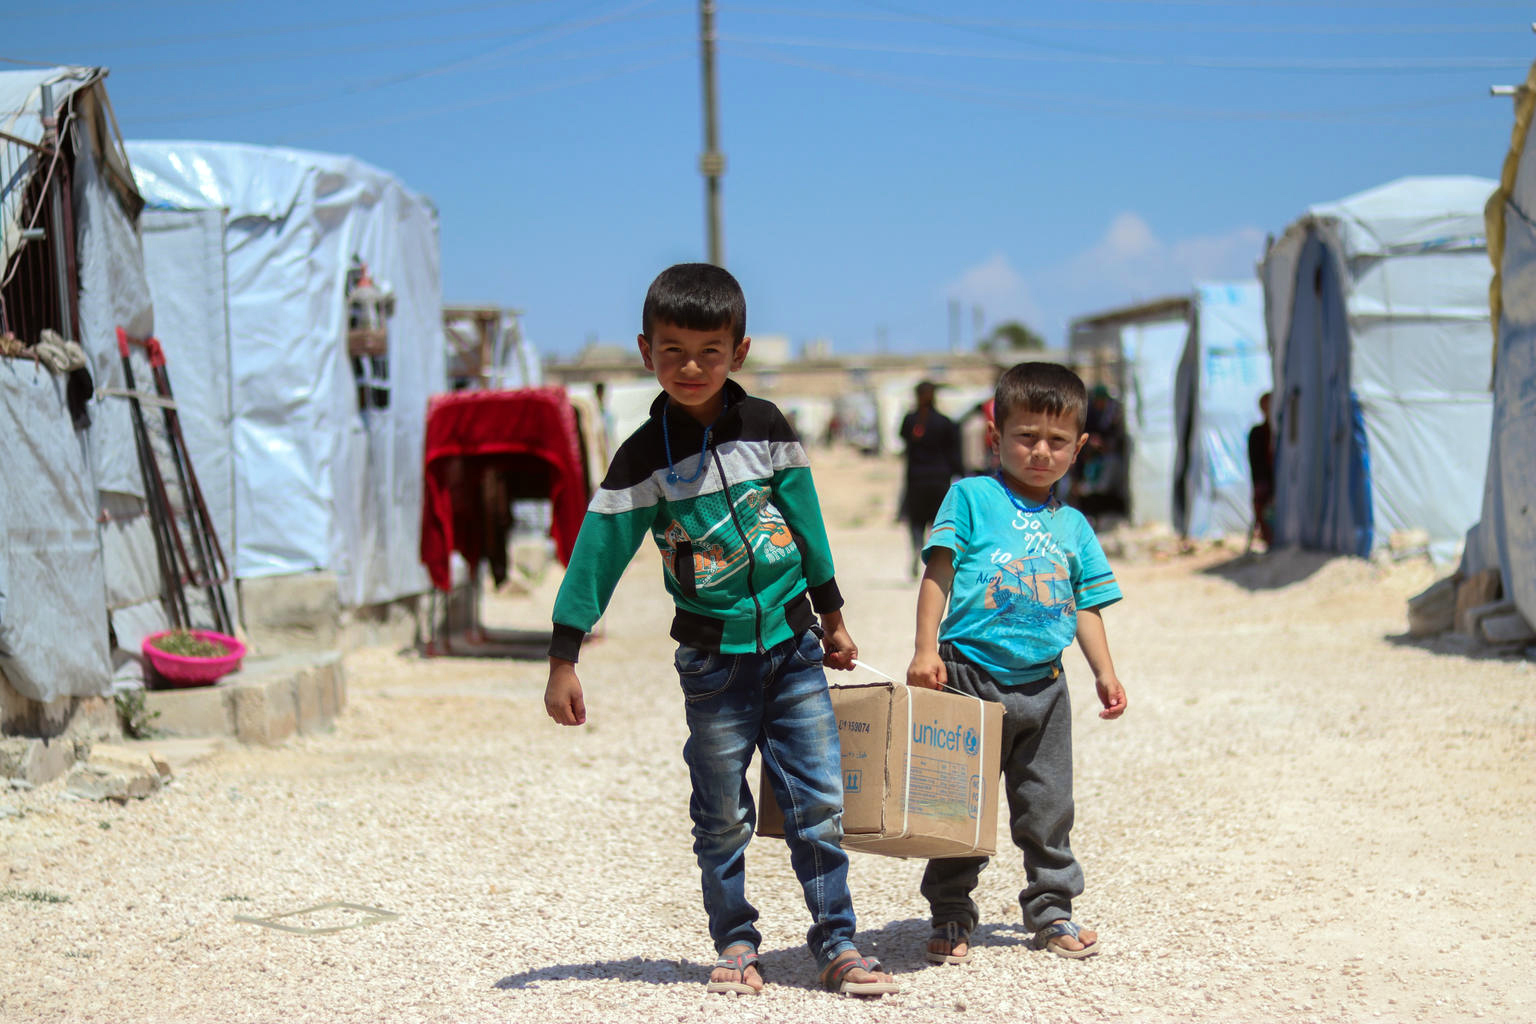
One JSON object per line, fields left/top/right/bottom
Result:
{"left": 1069, "top": 303, "right": 1191, "bottom": 528}
{"left": 0, "top": 362, "right": 113, "bottom": 701}
{"left": 1466, "top": 63, "right": 1536, "bottom": 630}
{"left": 0, "top": 66, "right": 98, "bottom": 270}
{"left": 420, "top": 388, "right": 586, "bottom": 592}
{"left": 1, "top": 66, "right": 157, "bottom": 701}
{"left": 1123, "top": 319, "right": 1191, "bottom": 529}
{"left": 126, "top": 140, "right": 447, "bottom": 606}
{"left": 1261, "top": 176, "right": 1497, "bottom": 561}
{"left": 1172, "top": 281, "right": 1272, "bottom": 540}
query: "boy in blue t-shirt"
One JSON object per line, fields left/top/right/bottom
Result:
{"left": 906, "top": 361, "right": 1128, "bottom": 963}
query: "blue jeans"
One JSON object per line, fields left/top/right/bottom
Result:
{"left": 676, "top": 628, "right": 857, "bottom": 969}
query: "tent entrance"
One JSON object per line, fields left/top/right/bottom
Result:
{"left": 1275, "top": 231, "right": 1373, "bottom": 557}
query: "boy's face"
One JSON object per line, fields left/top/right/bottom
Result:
{"left": 991, "top": 405, "right": 1087, "bottom": 504}
{"left": 638, "top": 320, "right": 749, "bottom": 424}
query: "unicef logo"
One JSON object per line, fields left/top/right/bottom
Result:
{"left": 963, "top": 727, "right": 979, "bottom": 757}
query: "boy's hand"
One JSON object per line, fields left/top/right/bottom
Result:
{"left": 1095, "top": 673, "right": 1127, "bottom": 720}
{"left": 906, "top": 649, "right": 947, "bottom": 691}
{"left": 818, "top": 610, "right": 858, "bottom": 671}
{"left": 544, "top": 658, "right": 587, "bottom": 726}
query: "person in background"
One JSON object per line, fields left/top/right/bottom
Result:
{"left": 899, "top": 380, "right": 964, "bottom": 579}
{"left": 1248, "top": 391, "right": 1275, "bottom": 548}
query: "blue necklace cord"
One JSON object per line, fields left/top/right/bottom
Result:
{"left": 662, "top": 399, "right": 717, "bottom": 484}
{"left": 995, "top": 471, "right": 1052, "bottom": 513}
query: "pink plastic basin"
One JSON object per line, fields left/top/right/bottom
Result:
{"left": 142, "top": 630, "right": 246, "bottom": 687}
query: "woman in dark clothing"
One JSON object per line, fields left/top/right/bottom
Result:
{"left": 899, "top": 381, "right": 964, "bottom": 578}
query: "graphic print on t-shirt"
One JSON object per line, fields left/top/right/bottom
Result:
{"left": 982, "top": 534, "right": 1076, "bottom": 631}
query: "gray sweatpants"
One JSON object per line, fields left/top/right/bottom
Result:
{"left": 920, "top": 642, "right": 1083, "bottom": 932}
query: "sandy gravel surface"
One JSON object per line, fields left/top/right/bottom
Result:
{"left": 2, "top": 449, "right": 1534, "bottom": 1024}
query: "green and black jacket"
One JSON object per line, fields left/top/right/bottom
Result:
{"left": 548, "top": 380, "right": 843, "bottom": 662}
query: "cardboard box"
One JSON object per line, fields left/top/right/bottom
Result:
{"left": 758, "top": 681, "right": 1003, "bottom": 859}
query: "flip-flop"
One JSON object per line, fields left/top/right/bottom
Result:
{"left": 924, "top": 921, "right": 972, "bottom": 965}
{"left": 820, "top": 953, "right": 898, "bottom": 996}
{"left": 1031, "top": 919, "right": 1099, "bottom": 959}
{"left": 704, "top": 948, "right": 764, "bottom": 995}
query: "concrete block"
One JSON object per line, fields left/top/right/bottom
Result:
{"left": 1407, "top": 576, "right": 1458, "bottom": 637}
{"left": 239, "top": 571, "right": 341, "bottom": 654}
{"left": 0, "top": 737, "right": 79, "bottom": 786}
{"left": 234, "top": 681, "right": 297, "bottom": 746}
{"left": 295, "top": 665, "right": 324, "bottom": 735}
{"left": 147, "top": 684, "right": 235, "bottom": 739}
{"left": 1454, "top": 569, "right": 1502, "bottom": 635}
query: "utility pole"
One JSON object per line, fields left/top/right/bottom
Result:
{"left": 698, "top": 0, "right": 726, "bottom": 266}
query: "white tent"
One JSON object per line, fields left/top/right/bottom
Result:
{"left": 1, "top": 66, "right": 161, "bottom": 704}
{"left": 1464, "top": 69, "right": 1536, "bottom": 632}
{"left": 1260, "top": 176, "right": 1497, "bottom": 562}
{"left": 127, "top": 141, "right": 448, "bottom": 608}
{"left": 1069, "top": 298, "right": 1189, "bottom": 527}
{"left": 1172, "top": 281, "right": 1271, "bottom": 540}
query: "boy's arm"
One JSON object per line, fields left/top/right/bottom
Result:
{"left": 906, "top": 547, "right": 954, "bottom": 690}
{"left": 1075, "top": 606, "right": 1127, "bottom": 719}
{"left": 544, "top": 487, "right": 657, "bottom": 725}
{"left": 816, "top": 608, "right": 858, "bottom": 671}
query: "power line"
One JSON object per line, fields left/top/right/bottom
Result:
{"left": 720, "top": 32, "right": 1530, "bottom": 74}
{"left": 730, "top": 45, "right": 1492, "bottom": 123}
{"left": 37, "top": 0, "right": 567, "bottom": 54}
{"left": 273, "top": 53, "right": 688, "bottom": 142}
{"left": 120, "top": 39, "right": 685, "bottom": 120}
{"left": 730, "top": 5, "right": 1523, "bottom": 36}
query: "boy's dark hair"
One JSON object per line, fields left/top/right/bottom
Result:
{"left": 993, "top": 361, "right": 1088, "bottom": 432}
{"left": 641, "top": 263, "right": 747, "bottom": 345}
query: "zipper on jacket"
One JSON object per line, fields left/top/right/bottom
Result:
{"left": 713, "top": 447, "right": 764, "bottom": 652}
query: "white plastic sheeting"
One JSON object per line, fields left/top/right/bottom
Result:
{"left": 1465, "top": 69, "right": 1536, "bottom": 630}
{"left": 127, "top": 141, "right": 448, "bottom": 607}
{"left": 1119, "top": 319, "right": 1186, "bottom": 528}
{"left": 0, "top": 365, "right": 113, "bottom": 701}
{"left": 1260, "top": 176, "right": 1497, "bottom": 562}
{"left": 1, "top": 67, "right": 157, "bottom": 702}
{"left": 1070, "top": 307, "right": 1189, "bottom": 527}
{"left": 1173, "top": 282, "right": 1271, "bottom": 540}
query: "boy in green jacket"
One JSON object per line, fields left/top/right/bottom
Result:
{"left": 544, "top": 263, "right": 897, "bottom": 998}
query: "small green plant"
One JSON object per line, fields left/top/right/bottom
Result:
{"left": 1, "top": 888, "right": 70, "bottom": 904}
{"left": 115, "top": 688, "right": 161, "bottom": 740}
{"left": 150, "top": 630, "right": 227, "bottom": 658}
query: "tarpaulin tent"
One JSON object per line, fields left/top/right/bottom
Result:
{"left": 1260, "top": 176, "right": 1497, "bottom": 561}
{"left": 127, "top": 141, "right": 447, "bottom": 608}
{"left": 1172, "top": 281, "right": 1271, "bottom": 540}
{"left": 1463, "top": 65, "right": 1536, "bottom": 633}
{"left": 1, "top": 65, "right": 160, "bottom": 703}
{"left": 1069, "top": 298, "right": 1190, "bottom": 527}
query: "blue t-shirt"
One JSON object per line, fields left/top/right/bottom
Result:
{"left": 924, "top": 476, "right": 1122, "bottom": 686}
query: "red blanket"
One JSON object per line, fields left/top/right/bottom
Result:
{"left": 420, "top": 387, "right": 587, "bottom": 591}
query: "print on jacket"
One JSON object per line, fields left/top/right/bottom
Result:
{"left": 659, "top": 484, "right": 798, "bottom": 594}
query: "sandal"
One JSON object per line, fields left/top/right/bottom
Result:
{"left": 819, "top": 952, "right": 898, "bottom": 997}
{"left": 924, "top": 921, "right": 972, "bottom": 965}
{"left": 1030, "top": 919, "right": 1099, "bottom": 959}
{"left": 704, "top": 948, "right": 764, "bottom": 995}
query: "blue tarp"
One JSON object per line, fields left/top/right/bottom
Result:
{"left": 1172, "top": 281, "right": 1272, "bottom": 540}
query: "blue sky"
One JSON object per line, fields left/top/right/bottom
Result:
{"left": 9, "top": 0, "right": 1533, "bottom": 357}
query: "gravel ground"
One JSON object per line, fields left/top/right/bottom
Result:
{"left": 2, "top": 449, "right": 1534, "bottom": 1023}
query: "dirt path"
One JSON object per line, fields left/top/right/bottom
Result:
{"left": 2, "top": 449, "right": 1533, "bottom": 1023}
